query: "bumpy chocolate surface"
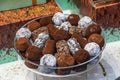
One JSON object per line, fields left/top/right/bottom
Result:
{"left": 25, "top": 45, "right": 43, "bottom": 61}
{"left": 53, "top": 29, "right": 70, "bottom": 42}
{"left": 78, "top": 16, "right": 93, "bottom": 29}
{"left": 84, "top": 42, "right": 100, "bottom": 56}
{"left": 88, "top": 33, "right": 104, "bottom": 48}
{"left": 57, "top": 53, "right": 75, "bottom": 67}
{"left": 69, "top": 26, "right": 82, "bottom": 35}
{"left": 52, "top": 12, "right": 66, "bottom": 26}
{"left": 73, "top": 49, "right": 90, "bottom": 63}
{"left": 72, "top": 33, "right": 88, "bottom": 48}
{"left": 67, "top": 14, "right": 80, "bottom": 26}
{"left": 59, "top": 21, "right": 72, "bottom": 31}
{"left": 32, "top": 27, "right": 48, "bottom": 40}
{"left": 85, "top": 24, "right": 101, "bottom": 37}
{"left": 39, "top": 16, "right": 53, "bottom": 26}
{"left": 33, "top": 32, "right": 49, "bottom": 49}
{"left": 67, "top": 38, "right": 81, "bottom": 54}
{"left": 42, "top": 39, "right": 56, "bottom": 55}
{"left": 16, "top": 37, "right": 31, "bottom": 52}
{"left": 56, "top": 40, "right": 70, "bottom": 54}
{"left": 14, "top": 12, "right": 105, "bottom": 75}
{"left": 27, "top": 21, "right": 41, "bottom": 32}
{"left": 16, "top": 28, "right": 31, "bottom": 39}
{"left": 40, "top": 54, "right": 56, "bottom": 67}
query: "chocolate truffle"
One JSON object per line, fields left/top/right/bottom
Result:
{"left": 33, "top": 32, "right": 49, "bottom": 49}
{"left": 78, "top": 16, "right": 93, "bottom": 29}
{"left": 27, "top": 21, "right": 40, "bottom": 32}
{"left": 73, "top": 49, "right": 90, "bottom": 64}
{"left": 52, "top": 12, "right": 66, "bottom": 26}
{"left": 16, "top": 28, "right": 31, "bottom": 39}
{"left": 84, "top": 42, "right": 100, "bottom": 57}
{"left": 69, "top": 26, "right": 82, "bottom": 35}
{"left": 25, "top": 60, "right": 40, "bottom": 69}
{"left": 72, "top": 33, "right": 88, "bottom": 48}
{"left": 56, "top": 53, "right": 74, "bottom": 75}
{"left": 59, "top": 21, "right": 72, "bottom": 31}
{"left": 39, "top": 16, "right": 53, "bottom": 26}
{"left": 67, "top": 38, "right": 81, "bottom": 55}
{"left": 42, "top": 40, "right": 56, "bottom": 55}
{"left": 47, "top": 24, "right": 58, "bottom": 38}
{"left": 85, "top": 24, "right": 101, "bottom": 37}
{"left": 67, "top": 14, "right": 80, "bottom": 26}
{"left": 56, "top": 40, "right": 70, "bottom": 54}
{"left": 57, "top": 53, "right": 74, "bottom": 67}
{"left": 32, "top": 27, "right": 48, "bottom": 40}
{"left": 25, "top": 45, "right": 43, "bottom": 61}
{"left": 39, "top": 54, "right": 56, "bottom": 73}
{"left": 88, "top": 33, "right": 104, "bottom": 48}
{"left": 16, "top": 37, "right": 31, "bottom": 52}
{"left": 53, "top": 29, "right": 70, "bottom": 42}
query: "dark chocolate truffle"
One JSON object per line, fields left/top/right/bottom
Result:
{"left": 57, "top": 53, "right": 75, "bottom": 67}
{"left": 88, "top": 33, "right": 104, "bottom": 48}
{"left": 27, "top": 21, "right": 41, "bottom": 32}
{"left": 56, "top": 53, "right": 75, "bottom": 75}
{"left": 85, "top": 24, "right": 101, "bottom": 37}
{"left": 39, "top": 16, "right": 53, "bottom": 26}
{"left": 73, "top": 49, "right": 90, "bottom": 64}
{"left": 42, "top": 39, "right": 56, "bottom": 55}
{"left": 53, "top": 29, "right": 70, "bottom": 42}
{"left": 72, "top": 33, "right": 88, "bottom": 48}
{"left": 67, "top": 14, "right": 80, "bottom": 26}
{"left": 25, "top": 45, "right": 43, "bottom": 61}
{"left": 47, "top": 24, "right": 58, "bottom": 38}
{"left": 16, "top": 37, "right": 31, "bottom": 52}
{"left": 25, "top": 60, "right": 40, "bottom": 69}
{"left": 32, "top": 26, "right": 48, "bottom": 40}
{"left": 56, "top": 40, "right": 70, "bottom": 54}
{"left": 69, "top": 26, "right": 82, "bottom": 35}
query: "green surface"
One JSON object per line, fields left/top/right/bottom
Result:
{"left": 0, "top": 48, "right": 17, "bottom": 64}
{"left": 0, "top": 0, "right": 46, "bottom": 11}
{"left": 0, "top": 0, "right": 120, "bottom": 64}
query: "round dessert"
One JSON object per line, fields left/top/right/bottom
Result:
{"left": 39, "top": 54, "right": 56, "bottom": 73}
{"left": 59, "top": 21, "right": 72, "bottom": 31}
{"left": 73, "top": 49, "right": 90, "bottom": 64}
{"left": 16, "top": 28, "right": 31, "bottom": 39}
{"left": 67, "top": 38, "right": 81, "bottom": 55}
{"left": 69, "top": 26, "right": 82, "bottom": 35}
{"left": 56, "top": 53, "right": 75, "bottom": 75}
{"left": 33, "top": 32, "right": 49, "bottom": 49}
{"left": 53, "top": 29, "right": 70, "bottom": 42}
{"left": 16, "top": 37, "right": 31, "bottom": 52}
{"left": 42, "top": 39, "right": 56, "bottom": 55}
{"left": 47, "top": 24, "right": 58, "bottom": 39}
{"left": 67, "top": 14, "right": 80, "bottom": 26}
{"left": 27, "top": 21, "right": 41, "bottom": 32}
{"left": 52, "top": 12, "right": 66, "bottom": 26}
{"left": 14, "top": 12, "right": 105, "bottom": 76}
{"left": 25, "top": 45, "right": 43, "bottom": 61}
{"left": 72, "top": 33, "right": 88, "bottom": 48}
{"left": 88, "top": 33, "right": 104, "bottom": 48}
{"left": 84, "top": 42, "right": 100, "bottom": 57}
{"left": 78, "top": 16, "right": 93, "bottom": 29}
{"left": 39, "top": 16, "right": 53, "bottom": 26}
{"left": 56, "top": 40, "right": 70, "bottom": 54}
{"left": 32, "top": 26, "right": 48, "bottom": 40}
{"left": 85, "top": 24, "right": 101, "bottom": 37}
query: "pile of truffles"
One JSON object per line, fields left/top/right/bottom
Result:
{"left": 15, "top": 12, "right": 104, "bottom": 75}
